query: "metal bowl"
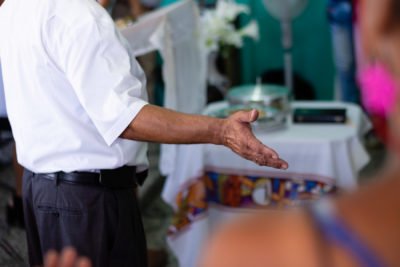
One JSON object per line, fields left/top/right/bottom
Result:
{"left": 207, "top": 103, "right": 286, "bottom": 131}
{"left": 209, "top": 104, "right": 280, "bottom": 120}
{"left": 226, "top": 84, "right": 290, "bottom": 127}
{"left": 227, "top": 84, "right": 289, "bottom": 110}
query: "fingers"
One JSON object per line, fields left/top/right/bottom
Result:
{"left": 251, "top": 152, "right": 287, "bottom": 169}
{"left": 44, "top": 250, "right": 58, "bottom": 267}
{"left": 76, "top": 257, "right": 92, "bottom": 267}
{"left": 246, "top": 140, "right": 288, "bottom": 169}
{"left": 259, "top": 142, "right": 279, "bottom": 160}
{"left": 44, "top": 248, "right": 92, "bottom": 267}
{"left": 249, "top": 109, "right": 259, "bottom": 122}
{"left": 255, "top": 155, "right": 288, "bottom": 169}
{"left": 60, "top": 247, "right": 77, "bottom": 267}
{"left": 224, "top": 110, "right": 288, "bottom": 169}
{"left": 234, "top": 109, "right": 259, "bottom": 123}
{"left": 234, "top": 143, "right": 287, "bottom": 169}
{"left": 280, "top": 159, "right": 289, "bottom": 169}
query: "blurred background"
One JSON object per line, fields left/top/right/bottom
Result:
{"left": 0, "top": 0, "right": 387, "bottom": 266}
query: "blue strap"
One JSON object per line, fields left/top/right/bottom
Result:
{"left": 312, "top": 199, "right": 386, "bottom": 267}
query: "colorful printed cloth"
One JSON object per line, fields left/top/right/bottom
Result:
{"left": 169, "top": 171, "right": 336, "bottom": 234}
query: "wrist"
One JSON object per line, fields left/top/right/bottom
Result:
{"left": 209, "top": 117, "right": 226, "bottom": 145}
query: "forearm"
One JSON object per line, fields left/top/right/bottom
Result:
{"left": 129, "top": 0, "right": 144, "bottom": 18}
{"left": 98, "top": 0, "right": 111, "bottom": 8}
{"left": 120, "top": 104, "right": 224, "bottom": 144}
{"left": 121, "top": 104, "right": 288, "bottom": 169}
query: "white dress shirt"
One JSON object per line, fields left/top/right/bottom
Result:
{"left": 0, "top": 0, "right": 149, "bottom": 173}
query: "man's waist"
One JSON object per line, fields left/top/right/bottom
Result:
{"left": 26, "top": 166, "right": 148, "bottom": 188}
{"left": 14, "top": 134, "right": 148, "bottom": 173}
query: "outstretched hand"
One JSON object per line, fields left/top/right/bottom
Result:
{"left": 121, "top": 104, "right": 289, "bottom": 169}
{"left": 221, "top": 109, "right": 288, "bottom": 169}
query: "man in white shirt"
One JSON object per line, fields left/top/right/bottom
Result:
{"left": 0, "top": 0, "right": 287, "bottom": 266}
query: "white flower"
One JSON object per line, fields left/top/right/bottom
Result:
{"left": 224, "top": 31, "right": 243, "bottom": 47}
{"left": 200, "top": 0, "right": 259, "bottom": 52}
{"left": 215, "top": 0, "right": 249, "bottom": 22}
{"left": 239, "top": 20, "right": 259, "bottom": 41}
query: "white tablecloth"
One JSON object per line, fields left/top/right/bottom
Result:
{"left": 162, "top": 101, "right": 371, "bottom": 267}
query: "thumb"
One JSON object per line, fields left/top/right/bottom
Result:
{"left": 237, "top": 109, "right": 259, "bottom": 123}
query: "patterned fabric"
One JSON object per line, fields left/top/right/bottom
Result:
{"left": 169, "top": 171, "right": 336, "bottom": 234}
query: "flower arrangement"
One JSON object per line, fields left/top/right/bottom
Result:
{"left": 201, "top": 0, "right": 259, "bottom": 54}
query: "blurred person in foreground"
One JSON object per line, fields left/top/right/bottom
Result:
{"left": 0, "top": 0, "right": 287, "bottom": 266}
{"left": 200, "top": 0, "right": 400, "bottom": 266}
{"left": 44, "top": 248, "right": 91, "bottom": 267}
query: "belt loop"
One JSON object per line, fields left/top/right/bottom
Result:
{"left": 99, "top": 171, "right": 103, "bottom": 186}
{"left": 55, "top": 172, "right": 60, "bottom": 186}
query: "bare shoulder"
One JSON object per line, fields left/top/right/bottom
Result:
{"left": 199, "top": 210, "right": 320, "bottom": 267}
{"left": 336, "top": 172, "right": 400, "bottom": 266}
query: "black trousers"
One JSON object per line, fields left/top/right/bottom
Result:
{"left": 22, "top": 169, "right": 148, "bottom": 267}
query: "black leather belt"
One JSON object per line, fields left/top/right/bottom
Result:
{"left": 0, "top": 118, "right": 11, "bottom": 131}
{"left": 33, "top": 166, "right": 148, "bottom": 189}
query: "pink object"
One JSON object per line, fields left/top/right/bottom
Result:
{"left": 358, "top": 63, "right": 397, "bottom": 117}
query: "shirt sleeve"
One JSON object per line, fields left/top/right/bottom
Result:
{"left": 46, "top": 4, "right": 149, "bottom": 146}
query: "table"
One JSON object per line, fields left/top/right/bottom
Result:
{"left": 162, "top": 101, "right": 371, "bottom": 267}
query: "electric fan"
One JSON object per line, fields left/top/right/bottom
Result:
{"left": 262, "top": 0, "right": 309, "bottom": 95}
